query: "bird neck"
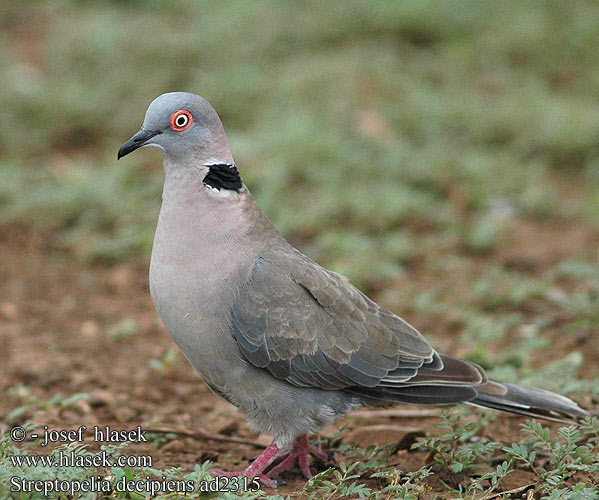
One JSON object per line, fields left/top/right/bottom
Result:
{"left": 159, "top": 163, "right": 278, "bottom": 247}
{"left": 163, "top": 155, "right": 242, "bottom": 192}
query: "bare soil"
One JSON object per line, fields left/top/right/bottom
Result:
{"left": 1, "top": 220, "right": 597, "bottom": 498}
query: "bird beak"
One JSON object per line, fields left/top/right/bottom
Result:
{"left": 117, "top": 128, "right": 161, "bottom": 159}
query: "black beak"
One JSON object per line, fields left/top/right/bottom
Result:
{"left": 117, "top": 128, "right": 161, "bottom": 159}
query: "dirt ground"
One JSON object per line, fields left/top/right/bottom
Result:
{"left": 1, "top": 221, "right": 597, "bottom": 498}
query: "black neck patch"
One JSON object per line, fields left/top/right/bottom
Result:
{"left": 203, "top": 163, "right": 242, "bottom": 192}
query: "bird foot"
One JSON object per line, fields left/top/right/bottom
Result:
{"left": 209, "top": 441, "right": 283, "bottom": 488}
{"left": 267, "top": 435, "right": 328, "bottom": 479}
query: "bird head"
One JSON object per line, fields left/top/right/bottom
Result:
{"left": 117, "top": 92, "right": 233, "bottom": 167}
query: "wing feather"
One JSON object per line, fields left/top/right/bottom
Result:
{"left": 231, "top": 250, "right": 483, "bottom": 397}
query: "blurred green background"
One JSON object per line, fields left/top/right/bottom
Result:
{"left": 2, "top": 0, "right": 598, "bottom": 272}
{"left": 1, "top": 0, "right": 597, "bottom": 331}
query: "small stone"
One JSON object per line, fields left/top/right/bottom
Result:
{"left": 161, "top": 439, "right": 184, "bottom": 453}
{"left": 0, "top": 303, "right": 19, "bottom": 321}
{"left": 113, "top": 406, "right": 136, "bottom": 423}
{"left": 81, "top": 320, "right": 100, "bottom": 337}
{"left": 110, "top": 267, "right": 134, "bottom": 289}
{"left": 89, "top": 390, "right": 114, "bottom": 408}
{"left": 547, "top": 287, "right": 568, "bottom": 305}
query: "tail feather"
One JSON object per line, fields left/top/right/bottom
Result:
{"left": 352, "top": 353, "right": 589, "bottom": 424}
{"left": 471, "top": 381, "right": 589, "bottom": 423}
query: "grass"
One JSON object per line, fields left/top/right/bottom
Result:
{"left": 2, "top": 412, "right": 599, "bottom": 499}
{"left": 1, "top": 0, "right": 598, "bottom": 498}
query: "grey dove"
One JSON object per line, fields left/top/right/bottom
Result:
{"left": 118, "top": 92, "right": 588, "bottom": 486}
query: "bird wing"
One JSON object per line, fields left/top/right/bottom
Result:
{"left": 231, "top": 247, "right": 485, "bottom": 401}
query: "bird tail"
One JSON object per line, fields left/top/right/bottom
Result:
{"left": 470, "top": 380, "right": 589, "bottom": 423}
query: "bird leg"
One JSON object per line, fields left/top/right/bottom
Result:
{"left": 267, "top": 434, "right": 328, "bottom": 479}
{"left": 209, "top": 442, "right": 282, "bottom": 488}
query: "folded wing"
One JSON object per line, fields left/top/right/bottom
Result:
{"left": 231, "top": 249, "right": 485, "bottom": 403}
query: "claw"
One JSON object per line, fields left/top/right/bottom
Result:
{"left": 209, "top": 441, "right": 281, "bottom": 488}
{"left": 266, "top": 435, "right": 328, "bottom": 480}
{"left": 258, "top": 474, "right": 282, "bottom": 488}
{"left": 207, "top": 435, "right": 328, "bottom": 485}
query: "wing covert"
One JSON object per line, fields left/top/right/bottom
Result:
{"left": 231, "top": 250, "right": 440, "bottom": 390}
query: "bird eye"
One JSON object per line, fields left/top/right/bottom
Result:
{"left": 170, "top": 110, "right": 193, "bottom": 132}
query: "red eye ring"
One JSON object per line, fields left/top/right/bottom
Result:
{"left": 170, "top": 109, "right": 194, "bottom": 132}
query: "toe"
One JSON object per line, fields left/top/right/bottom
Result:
{"left": 259, "top": 474, "right": 284, "bottom": 488}
{"left": 298, "top": 453, "right": 313, "bottom": 479}
{"left": 266, "top": 452, "right": 297, "bottom": 477}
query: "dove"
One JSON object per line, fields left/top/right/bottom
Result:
{"left": 118, "top": 92, "right": 588, "bottom": 486}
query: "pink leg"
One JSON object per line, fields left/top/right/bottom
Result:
{"left": 210, "top": 442, "right": 282, "bottom": 488}
{"left": 296, "top": 435, "right": 328, "bottom": 461}
{"left": 297, "top": 452, "right": 311, "bottom": 479}
{"left": 267, "top": 434, "right": 328, "bottom": 480}
{"left": 267, "top": 452, "right": 297, "bottom": 477}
